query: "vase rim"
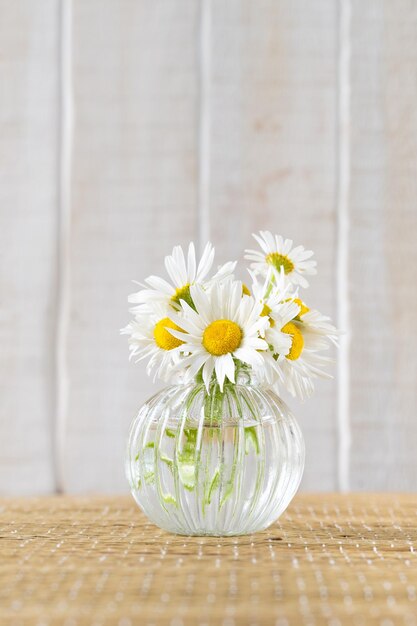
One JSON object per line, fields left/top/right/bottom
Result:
{"left": 167, "top": 366, "right": 264, "bottom": 389}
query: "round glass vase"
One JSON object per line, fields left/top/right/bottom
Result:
{"left": 125, "top": 370, "right": 305, "bottom": 536}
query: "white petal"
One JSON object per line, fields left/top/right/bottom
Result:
{"left": 176, "top": 298, "right": 206, "bottom": 330}
{"left": 189, "top": 284, "right": 212, "bottom": 325}
{"left": 144, "top": 275, "right": 174, "bottom": 294}
{"left": 202, "top": 358, "right": 215, "bottom": 392}
{"left": 187, "top": 242, "right": 197, "bottom": 282}
{"left": 210, "top": 281, "right": 222, "bottom": 320}
{"left": 222, "top": 352, "right": 236, "bottom": 384}
{"left": 186, "top": 352, "right": 209, "bottom": 378}
{"left": 165, "top": 253, "right": 184, "bottom": 287}
{"left": 244, "top": 337, "right": 268, "bottom": 351}
{"left": 168, "top": 315, "right": 202, "bottom": 336}
{"left": 228, "top": 280, "right": 242, "bottom": 319}
{"left": 196, "top": 242, "right": 215, "bottom": 281}
{"left": 172, "top": 245, "right": 188, "bottom": 284}
{"left": 167, "top": 328, "right": 193, "bottom": 342}
{"left": 233, "top": 347, "right": 263, "bottom": 368}
{"left": 210, "top": 260, "right": 237, "bottom": 283}
{"left": 214, "top": 355, "right": 227, "bottom": 391}
{"left": 253, "top": 232, "right": 270, "bottom": 254}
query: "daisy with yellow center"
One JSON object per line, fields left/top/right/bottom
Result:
{"left": 248, "top": 269, "right": 299, "bottom": 346}
{"left": 248, "top": 270, "right": 334, "bottom": 398}
{"left": 245, "top": 230, "right": 317, "bottom": 288}
{"left": 264, "top": 299, "right": 303, "bottom": 360}
{"left": 269, "top": 326, "right": 334, "bottom": 399}
{"left": 263, "top": 308, "right": 335, "bottom": 400}
{"left": 281, "top": 295, "right": 338, "bottom": 349}
{"left": 128, "top": 242, "right": 236, "bottom": 313}
{"left": 167, "top": 281, "right": 269, "bottom": 391}
{"left": 276, "top": 304, "right": 338, "bottom": 398}
{"left": 297, "top": 308, "right": 339, "bottom": 348}
{"left": 121, "top": 305, "right": 186, "bottom": 382}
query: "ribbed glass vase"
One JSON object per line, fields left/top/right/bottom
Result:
{"left": 125, "top": 370, "right": 305, "bottom": 536}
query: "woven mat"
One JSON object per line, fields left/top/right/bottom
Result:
{"left": 1, "top": 494, "right": 417, "bottom": 626}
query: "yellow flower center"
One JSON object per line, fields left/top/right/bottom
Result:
{"left": 153, "top": 318, "right": 185, "bottom": 351}
{"left": 281, "top": 322, "right": 304, "bottom": 360}
{"left": 202, "top": 320, "right": 242, "bottom": 356}
{"left": 266, "top": 252, "right": 294, "bottom": 274}
{"left": 242, "top": 284, "right": 251, "bottom": 296}
{"left": 293, "top": 298, "right": 310, "bottom": 317}
{"left": 171, "top": 283, "right": 195, "bottom": 310}
{"left": 261, "top": 303, "right": 275, "bottom": 327}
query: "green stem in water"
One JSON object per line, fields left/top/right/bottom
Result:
{"left": 176, "top": 385, "right": 202, "bottom": 491}
{"left": 135, "top": 373, "right": 262, "bottom": 515}
{"left": 244, "top": 426, "right": 260, "bottom": 455}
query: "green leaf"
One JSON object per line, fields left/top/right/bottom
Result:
{"left": 162, "top": 493, "right": 177, "bottom": 506}
{"left": 204, "top": 468, "right": 221, "bottom": 506}
{"left": 144, "top": 471, "right": 155, "bottom": 485}
{"left": 160, "top": 454, "right": 174, "bottom": 471}
{"left": 177, "top": 427, "right": 199, "bottom": 491}
{"left": 245, "top": 426, "right": 260, "bottom": 454}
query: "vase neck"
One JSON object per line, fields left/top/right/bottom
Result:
{"left": 234, "top": 368, "right": 260, "bottom": 386}
{"left": 192, "top": 366, "right": 260, "bottom": 388}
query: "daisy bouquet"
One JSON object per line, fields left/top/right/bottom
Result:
{"left": 123, "top": 231, "right": 338, "bottom": 534}
{"left": 123, "top": 231, "right": 338, "bottom": 400}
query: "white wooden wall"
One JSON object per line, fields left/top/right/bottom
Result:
{"left": 1, "top": 0, "right": 416, "bottom": 495}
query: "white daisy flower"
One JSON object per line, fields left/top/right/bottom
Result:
{"left": 266, "top": 314, "right": 334, "bottom": 400}
{"left": 168, "top": 280, "right": 269, "bottom": 391}
{"left": 248, "top": 267, "right": 297, "bottom": 330}
{"left": 246, "top": 272, "right": 335, "bottom": 399}
{"left": 297, "top": 306, "right": 339, "bottom": 348}
{"left": 245, "top": 230, "right": 317, "bottom": 288}
{"left": 128, "top": 242, "right": 236, "bottom": 313}
{"left": 272, "top": 343, "right": 333, "bottom": 400}
{"left": 247, "top": 270, "right": 338, "bottom": 352}
{"left": 121, "top": 304, "right": 186, "bottom": 382}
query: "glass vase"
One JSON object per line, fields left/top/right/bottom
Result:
{"left": 125, "top": 371, "right": 305, "bottom": 536}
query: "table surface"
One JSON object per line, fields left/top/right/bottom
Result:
{"left": 1, "top": 494, "right": 417, "bottom": 626}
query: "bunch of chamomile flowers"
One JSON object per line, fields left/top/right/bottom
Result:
{"left": 122, "top": 231, "right": 338, "bottom": 399}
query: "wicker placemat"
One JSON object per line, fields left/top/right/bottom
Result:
{"left": 1, "top": 494, "right": 417, "bottom": 625}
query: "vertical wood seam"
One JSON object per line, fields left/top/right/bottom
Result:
{"left": 55, "top": 0, "right": 73, "bottom": 493}
{"left": 197, "top": 0, "right": 211, "bottom": 252}
{"left": 336, "top": 0, "right": 352, "bottom": 492}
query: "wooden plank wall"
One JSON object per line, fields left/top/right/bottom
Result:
{"left": 349, "top": 1, "right": 417, "bottom": 489}
{"left": 0, "top": 1, "right": 59, "bottom": 494}
{"left": 1, "top": 0, "right": 416, "bottom": 494}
